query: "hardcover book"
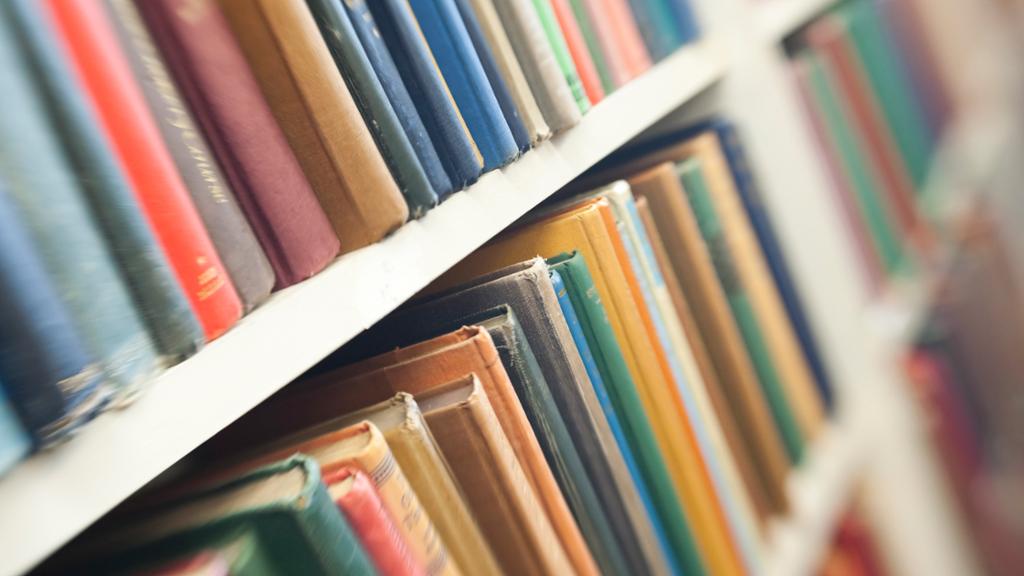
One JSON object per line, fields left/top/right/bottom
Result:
{"left": 218, "top": 0, "right": 408, "bottom": 250}
{"left": 44, "top": 0, "right": 242, "bottom": 341}
{"left": 595, "top": 0, "right": 652, "bottom": 80}
{"left": 137, "top": 0, "right": 340, "bottom": 288}
{"left": 531, "top": 0, "right": 591, "bottom": 113}
{"left": 549, "top": 0, "right": 605, "bottom": 104}
{"left": 564, "top": 0, "right": 614, "bottom": 92}
{"left": 120, "top": 530, "right": 262, "bottom": 576}
{"left": 625, "top": 0, "right": 683, "bottom": 61}
{"left": 578, "top": 0, "right": 634, "bottom": 86}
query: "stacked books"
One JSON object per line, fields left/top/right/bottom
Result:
{"left": 0, "top": 0, "right": 700, "bottom": 471}
{"left": 48, "top": 117, "right": 835, "bottom": 575}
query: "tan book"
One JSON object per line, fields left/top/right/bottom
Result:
{"left": 218, "top": 0, "right": 407, "bottom": 252}
{"left": 419, "top": 374, "right": 575, "bottom": 576}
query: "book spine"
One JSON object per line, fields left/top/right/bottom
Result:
{"left": 45, "top": 0, "right": 243, "bottom": 342}
{"left": 0, "top": 384, "right": 29, "bottom": 475}
{"left": 6, "top": 0, "right": 206, "bottom": 359}
{"left": 580, "top": 0, "right": 633, "bottom": 86}
{"left": 625, "top": 0, "right": 681, "bottom": 60}
{"left": 137, "top": 0, "right": 339, "bottom": 288}
{"left": 558, "top": 0, "right": 614, "bottom": 96}
{"left": 103, "top": 0, "right": 274, "bottom": 313}
{"left": 598, "top": 0, "right": 653, "bottom": 78}
{"left": 548, "top": 0, "right": 604, "bottom": 106}
{"left": 531, "top": 0, "right": 591, "bottom": 113}
{"left": 409, "top": 0, "right": 518, "bottom": 171}
{"left": 667, "top": 0, "right": 701, "bottom": 43}
{"left": 304, "top": 0, "right": 440, "bottom": 217}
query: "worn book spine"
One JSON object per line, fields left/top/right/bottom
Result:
{"left": 305, "top": 0, "right": 440, "bottom": 217}
{"left": 219, "top": 0, "right": 408, "bottom": 250}
{"left": 419, "top": 376, "right": 575, "bottom": 576}
{"left": 580, "top": 0, "right": 632, "bottom": 86}
{"left": 562, "top": 0, "right": 614, "bottom": 94}
{"left": 532, "top": 0, "right": 591, "bottom": 113}
{"left": 409, "top": 0, "right": 518, "bottom": 171}
{"left": 326, "top": 468, "right": 426, "bottom": 576}
{"left": 103, "top": 0, "right": 274, "bottom": 312}
{"left": 137, "top": 0, "right": 339, "bottom": 288}
{"left": 0, "top": 384, "right": 29, "bottom": 474}
{"left": 6, "top": 0, "right": 205, "bottom": 357}
{"left": 596, "top": 0, "right": 652, "bottom": 79}
{"left": 45, "top": 0, "right": 242, "bottom": 342}
{"left": 369, "top": 0, "right": 484, "bottom": 188}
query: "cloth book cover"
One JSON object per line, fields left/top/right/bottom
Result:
{"left": 437, "top": 207, "right": 706, "bottom": 576}
{"left": 580, "top": 0, "right": 639, "bottom": 86}
{"left": 45, "top": 0, "right": 242, "bottom": 342}
{"left": 305, "top": 0, "right": 441, "bottom": 218}
{"left": 549, "top": 0, "right": 605, "bottom": 104}
{"left": 418, "top": 375, "right": 576, "bottom": 576}
{"left": 218, "top": 0, "right": 408, "bottom": 251}
{"left": 0, "top": 384, "right": 28, "bottom": 475}
{"left": 625, "top": 0, "right": 683, "bottom": 61}
{"left": 8, "top": 0, "right": 208, "bottom": 356}
{"left": 0, "top": 10, "right": 163, "bottom": 402}
{"left": 83, "top": 456, "right": 375, "bottom": 575}
{"left": 492, "top": 0, "right": 581, "bottom": 132}
{"left": 463, "top": 0, "right": 552, "bottom": 144}
{"left": 409, "top": 0, "right": 518, "bottom": 171}
{"left": 564, "top": 0, "right": 615, "bottom": 93}
{"left": 328, "top": 0, "right": 455, "bottom": 201}
{"left": 102, "top": 0, "right": 274, "bottom": 314}
{"left": 531, "top": 0, "right": 591, "bottom": 113}
{"left": 367, "top": 0, "right": 484, "bottom": 189}
{"left": 668, "top": 0, "right": 701, "bottom": 43}
{"left": 137, "top": 0, "right": 340, "bottom": 288}
{"left": 453, "top": 0, "right": 532, "bottom": 152}
{"left": 595, "top": 0, "right": 652, "bottom": 82}
{"left": 325, "top": 467, "right": 425, "bottom": 576}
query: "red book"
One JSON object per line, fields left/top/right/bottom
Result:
{"left": 550, "top": 0, "right": 604, "bottom": 104}
{"left": 599, "top": 0, "right": 652, "bottom": 80}
{"left": 44, "top": 0, "right": 241, "bottom": 340}
{"left": 324, "top": 468, "right": 426, "bottom": 576}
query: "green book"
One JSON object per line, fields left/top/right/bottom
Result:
{"left": 531, "top": 0, "right": 590, "bottom": 113}
{"left": 676, "top": 158, "right": 805, "bottom": 464}
{"left": 799, "top": 50, "right": 904, "bottom": 274}
{"left": 547, "top": 251, "right": 704, "bottom": 576}
{"left": 91, "top": 456, "right": 375, "bottom": 575}
{"left": 566, "top": 0, "right": 615, "bottom": 93}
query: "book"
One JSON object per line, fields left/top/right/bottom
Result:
{"left": 667, "top": 0, "right": 701, "bottom": 43}
{"left": 44, "top": 0, "right": 242, "bottom": 342}
{"left": 453, "top": 0, "right": 532, "bottom": 152}
{"left": 7, "top": 0, "right": 208, "bottom": 355}
{"left": 303, "top": 0, "right": 441, "bottom": 217}
{"left": 409, "top": 0, "right": 519, "bottom": 171}
{"left": 628, "top": 162, "right": 791, "bottom": 514}
{"left": 325, "top": 467, "right": 425, "bottom": 576}
{"left": 89, "top": 456, "right": 375, "bottom": 575}
{"left": 580, "top": 0, "right": 636, "bottom": 86}
{"left": 336, "top": 0, "right": 455, "bottom": 201}
{"left": 136, "top": 0, "right": 340, "bottom": 288}
{"left": 0, "top": 11, "right": 163, "bottom": 402}
{"left": 549, "top": 0, "right": 605, "bottom": 104}
{"left": 130, "top": 547, "right": 233, "bottom": 575}
{"left": 0, "top": 384, "right": 28, "bottom": 475}
{"left": 595, "top": 0, "right": 652, "bottom": 81}
{"left": 437, "top": 206, "right": 706, "bottom": 575}
{"left": 462, "top": 0, "right": 551, "bottom": 144}
{"left": 531, "top": 0, "right": 591, "bottom": 113}
{"left": 218, "top": 0, "right": 408, "bottom": 250}
{"left": 417, "top": 375, "right": 575, "bottom": 576}
{"left": 367, "top": 0, "right": 484, "bottom": 189}
{"left": 101, "top": 0, "right": 274, "bottom": 314}
{"left": 625, "top": 0, "right": 682, "bottom": 61}
{"left": 564, "top": 0, "right": 615, "bottom": 93}
{"left": 492, "top": 0, "right": 582, "bottom": 132}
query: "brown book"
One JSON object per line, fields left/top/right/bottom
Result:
{"left": 217, "top": 0, "right": 407, "bottom": 252}
{"left": 418, "top": 374, "right": 575, "bottom": 576}
{"left": 628, "top": 162, "right": 791, "bottom": 514}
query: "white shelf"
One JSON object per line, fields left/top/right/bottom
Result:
{"left": 756, "top": 0, "right": 839, "bottom": 43}
{"left": 0, "top": 40, "right": 727, "bottom": 576}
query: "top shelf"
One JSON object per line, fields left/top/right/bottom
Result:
{"left": 0, "top": 39, "right": 728, "bottom": 576}
{"left": 756, "top": 0, "right": 840, "bottom": 43}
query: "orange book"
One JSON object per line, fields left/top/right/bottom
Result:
{"left": 550, "top": 0, "right": 604, "bottom": 104}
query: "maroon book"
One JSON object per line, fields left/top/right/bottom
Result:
{"left": 137, "top": 0, "right": 339, "bottom": 288}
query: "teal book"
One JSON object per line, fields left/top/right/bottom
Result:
{"left": 626, "top": 0, "right": 683, "bottom": 60}
{"left": 677, "top": 158, "right": 805, "bottom": 463}
{"left": 548, "top": 251, "right": 700, "bottom": 576}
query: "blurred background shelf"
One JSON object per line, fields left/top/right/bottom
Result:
{"left": 756, "top": 0, "right": 841, "bottom": 42}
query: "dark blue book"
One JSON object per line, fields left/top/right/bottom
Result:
{"left": 453, "top": 0, "right": 531, "bottom": 153}
{"left": 407, "top": 0, "right": 517, "bottom": 171}
{"left": 666, "top": 0, "right": 701, "bottom": 43}
{"left": 365, "top": 0, "right": 483, "bottom": 188}
{"left": 0, "top": 382, "right": 29, "bottom": 474}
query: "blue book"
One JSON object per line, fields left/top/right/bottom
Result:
{"left": 0, "top": 12, "right": 162, "bottom": 402}
{"left": 0, "top": 383, "right": 30, "bottom": 475}
{"left": 666, "top": 0, "right": 701, "bottom": 43}
{"left": 6, "top": 0, "right": 204, "bottom": 361}
{"left": 366, "top": 0, "right": 484, "bottom": 188}
{"left": 626, "top": 0, "right": 683, "bottom": 61}
{"left": 408, "top": 0, "right": 518, "bottom": 171}
{"left": 453, "top": 0, "right": 531, "bottom": 152}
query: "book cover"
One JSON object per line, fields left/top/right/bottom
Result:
{"left": 627, "top": 162, "right": 791, "bottom": 514}
{"left": 44, "top": 0, "right": 242, "bottom": 341}
{"left": 8, "top": 0, "right": 209, "bottom": 354}
{"left": 418, "top": 375, "right": 575, "bottom": 576}
{"left": 0, "top": 11, "right": 162, "bottom": 403}
{"left": 325, "top": 467, "right": 425, "bottom": 576}
{"left": 301, "top": 0, "right": 440, "bottom": 217}
{"left": 579, "top": 0, "right": 634, "bottom": 86}
{"left": 0, "top": 384, "right": 28, "bottom": 475}
{"left": 564, "top": 0, "right": 614, "bottom": 93}
{"left": 218, "top": 0, "right": 408, "bottom": 249}
{"left": 336, "top": 0, "right": 455, "bottom": 200}
{"left": 591, "top": 0, "right": 652, "bottom": 81}
{"left": 120, "top": 528, "right": 270, "bottom": 575}
{"left": 453, "top": 0, "right": 532, "bottom": 152}
{"left": 667, "top": 0, "right": 701, "bottom": 43}
{"left": 625, "top": 0, "right": 682, "bottom": 61}
{"left": 136, "top": 0, "right": 340, "bottom": 288}
{"left": 367, "top": 0, "right": 484, "bottom": 188}
{"left": 531, "top": 0, "right": 591, "bottom": 113}
{"left": 549, "top": 0, "right": 605, "bottom": 104}
{"left": 102, "top": 0, "right": 273, "bottom": 314}
{"left": 462, "top": 0, "right": 552, "bottom": 144}
{"left": 409, "top": 0, "right": 519, "bottom": 171}
{"left": 492, "top": 0, "right": 582, "bottom": 132}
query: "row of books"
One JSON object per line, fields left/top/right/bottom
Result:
{"left": 0, "top": 0, "right": 699, "bottom": 459}
{"left": 44, "top": 118, "right": 834, "bottom": 575}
